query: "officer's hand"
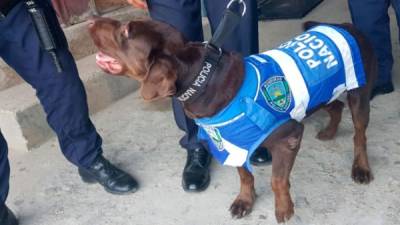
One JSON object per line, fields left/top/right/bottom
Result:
{"left": 127, "top": 0, "right": 148, "bottom": 10}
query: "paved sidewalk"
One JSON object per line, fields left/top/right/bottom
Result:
{"left": 6, "top": 0, "right": 400, "bottom": 224}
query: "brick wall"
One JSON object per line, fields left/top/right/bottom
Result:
{"left": 52, "top": 0, "right": 128, "bottom": 25}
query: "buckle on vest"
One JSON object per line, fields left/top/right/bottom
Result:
{"left": 0, "top": 12, "right": 5, "bottom": 20}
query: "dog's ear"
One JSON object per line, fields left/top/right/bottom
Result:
{"left": 123, "top": 21, "right": 164, "bottom": 79}
{"left": 140, "top": 56, "right": 177, "bottom": 101}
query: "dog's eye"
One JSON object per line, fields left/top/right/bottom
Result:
{"left": 121, "top": 24, "right": 131, "bottom": 39}
{"left": 117, "top": 29, "right": 127, "bottom": 41}
{"left": 123, "top": 27, "right": 129, "bottom": 38}
{"left": 119, "top": 28, "right": 130, "bottom": 48}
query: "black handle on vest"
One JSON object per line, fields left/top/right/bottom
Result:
{"left": 209, "top": 1, "right": 244, "bottom": 48}
{"left": 25, "top": 0, "right": 63, "bottom": 73}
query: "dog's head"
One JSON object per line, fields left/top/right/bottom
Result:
{"left": 88, "top": 17, "right": 245, "bottom": 119}
{"left": 88, "top": 16, "right": 190, "bottom": 100}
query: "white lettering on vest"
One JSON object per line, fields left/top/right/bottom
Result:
{"left": 279, "top": 33, "right": 338, "bottom": 70}
{"left": 295, "top": 33, "right": 311, "bottom": 41}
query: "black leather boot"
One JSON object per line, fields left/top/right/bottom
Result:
{"left": 0, "top": 204, "right": 18, "bottom": 225}
{"left": 78, "top": 155, "right": 138, "bottom": 195}
{"left": 182, "top": 148, "right": 211, "bottom": 192}
{"left": 250, "top": 147, "right": 272, "bottom": 166}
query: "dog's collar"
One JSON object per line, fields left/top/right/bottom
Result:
{"left": 175, "top": 0, "right": 244, "bottom": 103}
{"left": 175, "top": 43, "right": 223, "bottom": 103}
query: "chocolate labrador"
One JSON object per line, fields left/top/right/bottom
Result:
{"left": 88, "top": 17, "right": 377, "bottom": 223}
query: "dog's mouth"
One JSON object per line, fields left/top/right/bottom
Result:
{"left": 95, "top": 51, "right": 124, "bottom": 75}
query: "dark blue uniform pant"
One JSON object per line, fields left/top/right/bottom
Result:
{"left": 147, "top": 0, "right": 259, "bottom": 151}
{"left": 348, "top": 0, "right": 400, "bottom": 86}
{"left": 0, "top": 1, "right": 102, "bottom": 204}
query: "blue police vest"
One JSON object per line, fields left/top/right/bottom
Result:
{"left": 195, "top": 25, "right": 367, "bottom": 172}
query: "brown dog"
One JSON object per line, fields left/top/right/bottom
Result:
{"left": 88, "top": 17, "right": 377, "bottom": 223}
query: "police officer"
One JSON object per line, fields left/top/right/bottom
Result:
{"left": 128, "top": 0, "right": 272, "bottom": 192}
{"left": 0, "top": 0, "right": 138, "bottom": 224}
{"left": 348, "top": 0, "right": 397, "bottom": 99}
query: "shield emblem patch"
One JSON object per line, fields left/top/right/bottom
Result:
{"left": 203, "top": 126, "right": 224, "bottom": 151}
{"left": 261, "top": 76, "right": 292, "bottom": 112}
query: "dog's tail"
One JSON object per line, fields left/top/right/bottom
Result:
{"left": 303, "top": 21, "right": 355, "bottom": 31}
{"left": 303, "top": 21, "right": 322, "bottom": 31}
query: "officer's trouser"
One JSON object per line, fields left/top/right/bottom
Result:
{"left": 348, "top": 0, "right": 400, "bottom": 86}
{"left": 0, "top": 1, "right": 102, "bottom": 204}
{"left": 147, "top": 0, "right": 259, "bottom": 151}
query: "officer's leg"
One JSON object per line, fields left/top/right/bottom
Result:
{"left": 0, "top": 7, "right": 20, "bottom": 225}
{"left": 204, "top": 0, "right": 259, "bottom": 56}
{"left": 0, "top": 1, "right": 101, "bottom": 167}
{"left": 148, "top": 0, "right": 205, "bottom": 151}
{"left": 391, "top": 0, "right": 400, "bottom": 50}
{"left": 0, "top": 1, "right": 137, "bottom": 194}
{"left": 204, "top": 0, "right": 271, "bottom": 165}
{"left": 147, "top": 0, "right": 211, "bottom": 192}
{"left": 348, "top": 0, "right": 394, "bottom": 98}
{"left": 0, "top": 132, "right": 17, "bottom": 224}
{"left": 0, "top": 132, "right": 10, "bottom": 206}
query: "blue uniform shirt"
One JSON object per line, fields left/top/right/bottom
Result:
{"left": 196, "top": 25, "right": 367, "bottom": 172}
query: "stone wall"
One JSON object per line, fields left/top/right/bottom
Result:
{"left": 52, "top": 0, "right": 128, "bottom": 25}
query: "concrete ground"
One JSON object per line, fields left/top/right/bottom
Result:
{"left": 5, "top": 0, "right": 400, "bottom": 224}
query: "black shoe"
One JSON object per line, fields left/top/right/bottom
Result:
{"left": 182, "top": 148, "right": 211, "bottom": 192}
{"left": 78, "top": 155, "right": 138, "bottom": 195}
{"left": 370, "top": 82, "right": 394, "bottom": 100}
{"left": 250, "top": 147, "right": 272, "bottom": 166}
{"left": 0, "top": 204, "right": 18, "bottom": 225}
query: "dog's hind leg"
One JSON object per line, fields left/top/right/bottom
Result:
{"left": 264, "top": 120, "right": 304, "bottom": 223}
{"left": 230, "top": 167, "right": 256, "bottom": 218}
{"left": 317, "top": 100, "right": 345, "bottom": 140}
{"left": 347, "top": 90, "right": 373, "bottom": 184}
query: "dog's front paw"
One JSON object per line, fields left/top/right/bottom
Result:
{"left": 230, "top": 198, "right": 254, "bottom": 219}
{"left": 275, "top": 199, "right": 294, "bottom": 223}
{"left": 352, "top": 165, "right": 373, "bottom": 184}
